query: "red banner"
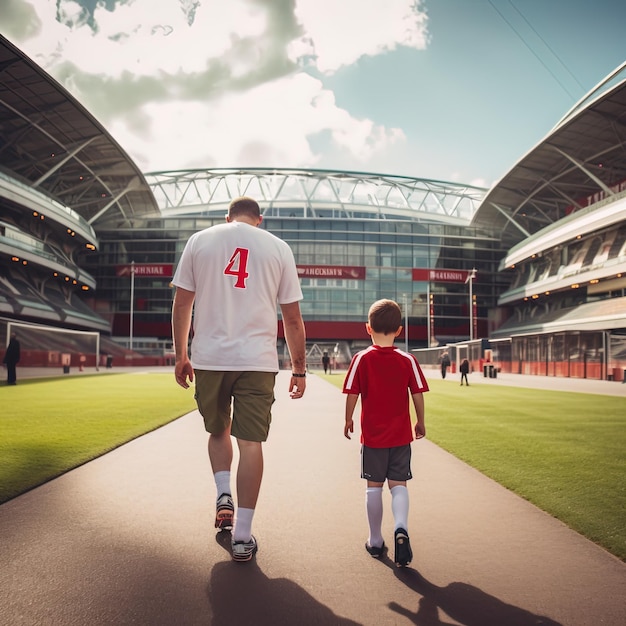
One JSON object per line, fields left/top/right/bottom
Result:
{"left": 412, "top": 268, "right": 472, "bottom": 283}
{"left": 297, "top": 265, "right": 365, "bottom": 280}
{"left": 116, "top": 264, "right": 173, "bottom": 277}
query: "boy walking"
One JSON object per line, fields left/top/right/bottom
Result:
{"left": 343, "top": 299, "right": 428, "bottom": 567}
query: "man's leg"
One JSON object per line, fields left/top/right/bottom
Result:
{"left": 208, "top": 425, "right": 234, "bottom": 529}
{"left": 233, "top": 439, "right": 263, "bottom": 542}
{"left": 208, "top": 424, "right": 233, "bottom": 474}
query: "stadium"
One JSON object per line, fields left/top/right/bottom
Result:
{"left": 1, "top": 33, "right": 625, "bottom": 380}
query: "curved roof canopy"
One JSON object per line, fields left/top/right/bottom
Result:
{"left": 147, "top": 168, "right": 487, "bottom": 225}
{"left": 0, "top": 34, "right": 158, "bottom": 227}
{"left": 472, "top": 62, "right": 626, "bottom": 247}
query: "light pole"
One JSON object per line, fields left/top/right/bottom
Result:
{"left": 129, "top": 260, "right": 135, "bottom": 354}
{"left": 402, "top": 294, "right": 409, "bottom": 352}
{"left": 466, "top": 268, "right": 477, "bottom": 340}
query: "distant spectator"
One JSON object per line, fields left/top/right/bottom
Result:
{"left": 460, "top": 358, "right": 470, "bottom": 386}
{"left": 322, "top": 351, "right": 330, "bottom": 374}
{"left": 3, "top": 333, "right": 21, "bottom": 385}
{"left": 440, "top": 351, "right": 451, "bottom": 379}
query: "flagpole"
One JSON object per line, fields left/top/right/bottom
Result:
{"left": 467, "top": 268, "right": 477, "bottom": 341}
{"left": 427, "top": 283, "right": 431, "bottom": 348}
{"left": 130, "top": 260, "right": 135, "bottom": 354}
{"left": 402, "top": 294, "right": 409, "bottom": 352}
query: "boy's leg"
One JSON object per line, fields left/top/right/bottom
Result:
{"left": 366, "top": 483, "right": 385, "bottom": 551}
{"left": 389, "top": 482, "right": 409, "bottom": 530}
{"left": 390, "top": 480, "right": 413, "bottom": 567}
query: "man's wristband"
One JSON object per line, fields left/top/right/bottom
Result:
{"left": 291, "top": 372, "right": 306, "bottom": 378}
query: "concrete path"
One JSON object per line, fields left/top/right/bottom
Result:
{"left": 1, "top": 370, "right": 625, "bottom": 625}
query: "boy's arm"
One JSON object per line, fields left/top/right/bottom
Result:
{"left": 411, "top": 392, "right": 426, "bottom": 439}
{"left": 344, "top": 394, "right": 358, "bottom": 439}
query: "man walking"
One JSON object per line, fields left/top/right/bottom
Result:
{"left": 171, "top": 196, "right": 306, "bottom": 562}
{"left": 3, "top": 332, "right": 20, "bottom": 385}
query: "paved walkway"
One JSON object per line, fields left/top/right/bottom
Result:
{"left": 1, "top": 370, "right": 625, "bottom": 625}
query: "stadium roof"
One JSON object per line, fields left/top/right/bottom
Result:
{"left": 472, "top": 62, "right": 626, "bottom": 248}
{"left": 146, "top": 168, "right": 487, "bottom": 225}
{"left": 0, "top": 34, "right": 159, "bottom": 227}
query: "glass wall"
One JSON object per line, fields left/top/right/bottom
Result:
{"left": 83, "top": 214, "right": 508, "bottom": 346}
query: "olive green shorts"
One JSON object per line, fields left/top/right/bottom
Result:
{"left": 194, "top": 370, "right": 276, "bottom": 442}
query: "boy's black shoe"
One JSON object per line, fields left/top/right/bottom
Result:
{"left": 394, "top": 528, "right": 413, "bottom": 567}
{"left": 365, "top": 542, "right": 385, "bottom": 558}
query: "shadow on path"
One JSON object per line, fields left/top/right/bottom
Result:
{"left": 207, "top": 532, "right": 361, "bottom": 626}
{"left": 378, "top": 551, "right": 562, "bottom": 626}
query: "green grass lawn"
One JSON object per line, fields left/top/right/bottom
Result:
{"left": 0, "top": 373, "right": 196, "bottom": 503}
{"left": 1, "top": 370, "right": 624, "bottom": 561}
{"left": 319, "top": 371, "right": 626, "bottom": 561}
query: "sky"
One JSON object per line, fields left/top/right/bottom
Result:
{"left": 1, "top": 0, "right": 625, "bottom": 189}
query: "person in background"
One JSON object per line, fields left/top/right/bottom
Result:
{"left": 171, "top": 196, "right": 306, "bottom": 563}
{"left": 3, "top": 333, "right": 20, "bottom": 385}
{"left": 440, "top": 351, "right": 450, "bottom": 379}
{"left": 343, "top": 299, "right": 429, "bottom": 567}
{"left": 322, "top": 351, "right": 330, "bottom": 374}
{"left": 460, "top": 358, "right": 470, "bottom": 386}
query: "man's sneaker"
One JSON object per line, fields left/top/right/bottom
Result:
{"left": 394, "top": 528, "right": 413, "bottom": 567}
{"left": 231, "top": 535, "right": 258, "bottom": 562}
{"left": 215, "top": 493, "right": 234, "bottom": 531}
{"left": 365, "top": 542, "right": 385, "bottom": 558}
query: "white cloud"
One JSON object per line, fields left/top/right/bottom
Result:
{"left": 8, "top": 0, "right": 429, "bottom": 174}
{"left": 292, "top": 0, "right": 429, "bottom": 73}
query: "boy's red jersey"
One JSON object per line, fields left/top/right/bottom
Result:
{"left": 343, "top": 345, "right": 429, "bottom": 448}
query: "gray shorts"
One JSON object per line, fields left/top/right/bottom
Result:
{"left": 194, "top": 370, "right": 276, "bottom": 442}
{"left": 361, "top": 444, "right": 412, "bottom": 483}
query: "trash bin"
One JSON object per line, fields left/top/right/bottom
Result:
{"left": 63, "top": 365, "right": 70, "bottom": 374}
{"left": 483, "top": 365, "right": 489, "bottom": 378}
{"left": 488, "top": 365, "right": 496, "bottom": 378}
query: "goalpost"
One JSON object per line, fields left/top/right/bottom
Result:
{"left": 6, "top": 320, "right": 101, "bottom": 370}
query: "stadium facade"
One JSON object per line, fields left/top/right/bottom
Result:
{"left": 1, "top": 34, "right": 625, "bottom": 379}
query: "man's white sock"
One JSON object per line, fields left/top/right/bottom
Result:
{"left": 233, "top": 507, "right": 255, "bottom": 542}
{"left": 214, "top": 470, "right": 231, "bottom": 497}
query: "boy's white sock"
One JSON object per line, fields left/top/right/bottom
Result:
{"left": 366, "top": 487, "right": 384, "bottom": 548}
{"left": 391, "top": 485, "right": 409, "bottom": 531}
{"left": 214, "top": 470, "right": 231, "bottom": 497}
{"left": 233, "top": 507, "right": 255, "bottom": 542}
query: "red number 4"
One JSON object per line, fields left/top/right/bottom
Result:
{"left": 224, "top": 247, "right": 250, "bottom": 288}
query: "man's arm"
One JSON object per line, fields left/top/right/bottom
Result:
{"left": 280, "top": 300, "right": 306, "bottom": 398}
{"left": 172, "top": 286, "right": 195, "bottom": 389}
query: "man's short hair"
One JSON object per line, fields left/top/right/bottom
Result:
{"left": 368, "top": 299, "right": 402, "bottom": 335}
{"left": 228, "top": 196, "right": 261, "bottom": 220}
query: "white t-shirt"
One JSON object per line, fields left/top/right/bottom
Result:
{"left": 172, "top": 221, "right": 303, "bottom": 371}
